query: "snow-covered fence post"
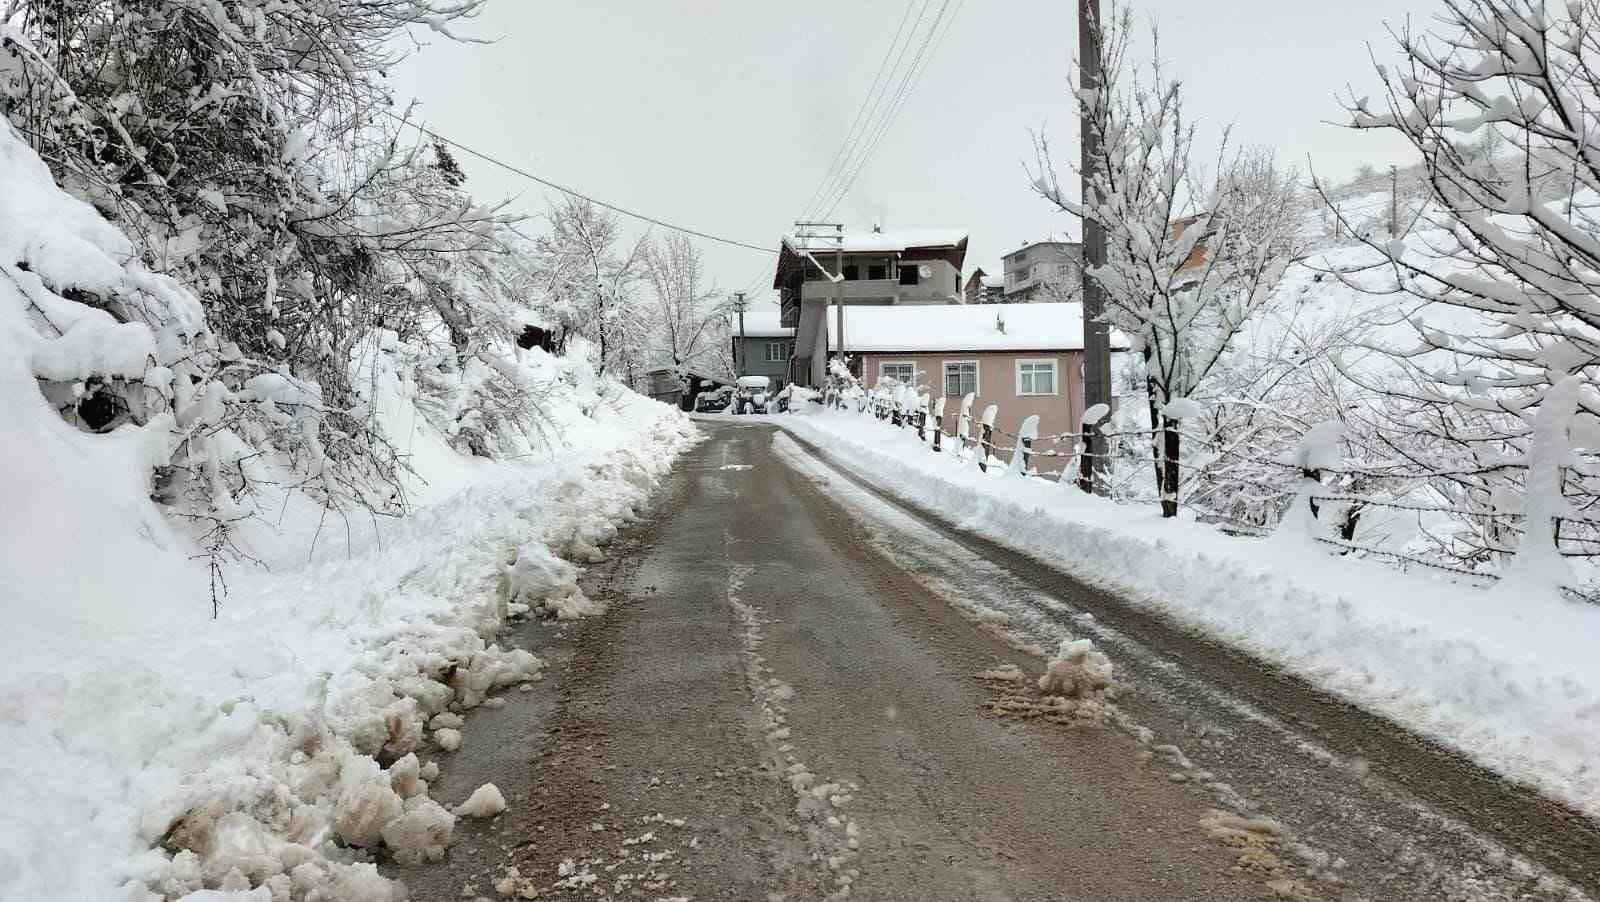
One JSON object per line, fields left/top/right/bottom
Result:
{"left": 978, "top": 404, "right": 999, "bottom": 473}
{"left": 1497, "top": 375, "right": 1581, "bottom": 598}
{"left": 1008, "top": 415, "right": 1041, "bottom": 478}
{"left": 932, "top": 397, "right": 947, "bottom": 452}
{"left": 957, "top": 393, "right": 975, "bottom": 462}
{"left": 1077, "top": 403, "right": 1111, "bottom": 489}
{"left": 1273, "top": 421, "right": 1344, "bottom": 548}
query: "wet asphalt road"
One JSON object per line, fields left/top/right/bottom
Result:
{"left": 390, "top": 422, "right": 1599, "bottom": 902}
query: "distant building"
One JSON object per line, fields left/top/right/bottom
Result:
{"left": 826, "top": 302, "right": 1128, "bottom": 474}
{"left": 963, "top": 268, "right": 1006, "bottom": 304}
{"left": 1001, "top": 240, "right": 1082, "bottom": 302}
{"left": 1170, "top": 214, "right": 1213, "bottom": 274}
{"left": 773, "top": 227, "right": 969, "bottom": 386}
{"left": 731, "top": 309, "right": 794, "bottom": 392}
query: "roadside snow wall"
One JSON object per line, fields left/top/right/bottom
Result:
{"left": 0, "top": 120, "right": 696, "bottom": 900}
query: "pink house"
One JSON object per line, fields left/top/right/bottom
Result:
{"left": 829, "top": 303, "right": 1127, "bottom": 473}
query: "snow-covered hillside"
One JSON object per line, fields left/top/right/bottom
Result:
{"left": 0, "top": 121, "right": 694, "bottom": 900}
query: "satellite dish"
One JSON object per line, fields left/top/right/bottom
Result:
{"left": 918, "top": 264, "right": 933, "bottom": 279}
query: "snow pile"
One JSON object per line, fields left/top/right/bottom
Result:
{"left": 1037, "top": 639, "right": 1115, "bottom": 699}
{"left": 774, "top": 410, "right": 1600, "bottom": 819}
{"left": 0, "top": 122, "right": 696, "bottom": 901}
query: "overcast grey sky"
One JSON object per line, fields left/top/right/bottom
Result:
{"left": 389, "top": 1, "right": 1436, "bottom": 310}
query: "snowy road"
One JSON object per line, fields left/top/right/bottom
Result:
{"left": 391, "top": 422, "right": 1599, "bottom": 901}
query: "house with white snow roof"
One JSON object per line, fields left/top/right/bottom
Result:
{"left": 772, "top": 226, "right": 969, "bottom": 386}
{"left": 830, "top": 302, "right": 1128, "bottom": 473}
{"left": 731, "top": 309, "right": 795, "bottom": 391}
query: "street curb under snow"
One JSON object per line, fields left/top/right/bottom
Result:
{"left": 770, "top": 410, "right": 1600, "bottom": 821}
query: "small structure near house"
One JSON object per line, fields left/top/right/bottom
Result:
{"left": 829, "top": 302, "right": 1128, "bottom": 473}
{"left": 642, "top": 367, "right": 688, "bottom": 407}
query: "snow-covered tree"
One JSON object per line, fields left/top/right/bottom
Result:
{"left": 0, "top": 0, "right": 559, "bottom": 553}
{"left": 1031, "top": 13, "right": 1299, "bottom": 516}
{"left": 535, "top": 196, "right": 648, "bottom": 382}
{"left": 641, "top": 232, "right": 729, "bottom": 376}
{"left": 1327, "top": 0, "right": 1600, "bottom": 591}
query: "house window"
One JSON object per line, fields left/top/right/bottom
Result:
{"left": 842, "top": 264, "right": 860, "bottom": 281}
{"left": 943, "top": 360, "right": 978, "bottom": 397}
{"left": 1013, "top": 250, "right": 1029, "bottom": 263}
{"left": 765, "top": 340, "right": 792, "bottom": 362}
{"left": 899, "top": 265, "right": 919, "bottom": 286}
{"left": 1016, "top": 358, "right": 1058, "bottom": 396}
{"left": 879, "top": 361, "right": 916, "bottom": 386}
{"left": 1010, "top": 266, "right": 1031, "bottom": 284}
{"left": 867, "top": 263, "right": 887, "bottom": 280}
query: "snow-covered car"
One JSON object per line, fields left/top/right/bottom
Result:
{"left": 733, "top": 375, "right": 771, "bottom": 415}
{"left": 694, "top": 386, "right": 733, "bottom": 413}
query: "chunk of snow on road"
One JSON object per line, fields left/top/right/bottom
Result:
{"left": 1038, "top": 639, "right": 1116, "bottom": 699}
{"left": 382, "top": 796, "right": 456, "bottom": 865}
{"left": 454, "top": 783, "right": 507, "bottom": 818}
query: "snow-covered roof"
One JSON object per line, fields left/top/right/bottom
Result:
{"left": 980, "top": 275, "right": 1004, "bottom": 289}
{"left": 826, "top": 303, "right": 1129, "bottom": 353}
{"left": 736, "top": 310, "right": 791, "bottom": 338}
{"left": 783, "top": 228, "right": 967, "bottom": 255}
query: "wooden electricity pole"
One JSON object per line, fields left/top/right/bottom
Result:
{"left": 1078, "top": 0, "right": 1113, "bottom": 494}
{"left": 733, "top": 291, "right": 748, "bottom": 376}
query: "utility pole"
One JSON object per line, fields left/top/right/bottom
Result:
{"left": 794, "top": 221, "right": 845, "bottom": 387}
{"left": 732, "top": 291, "right": 748, "bottom": 376}
{"left": 1078, "top": 0, "right": 1113, "bottom": 495}
{"left": 835, "top": 228, "right": 845, "bottom": 372}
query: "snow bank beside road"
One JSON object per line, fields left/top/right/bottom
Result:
{"left": 0, "top": 115, "right": 696, "bottom": 901}
{"left": 774, "top": 410, "right": 1600, "bottom": 820}
{"left": 0, "top": 392, "right": 691, "bottom": 901}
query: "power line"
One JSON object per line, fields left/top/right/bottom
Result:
{"left": 818, "top": 0, "right": 964, "bottom": 221}
{"left": 379, "top": 109, "right": 775, "bottom": 255}
{"left": 795, "top": 0, "right": 927, "bottom": 224}
{"left": 810, "top": 0, "right": 949, "bottom": 220}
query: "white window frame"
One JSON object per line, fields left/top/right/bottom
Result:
{"left": 942, "top": 359, "right": 980, "bottom": 398}
{"left": 765, "top": 340, "right": 791, "bottom": 363}
{"left": 1015, "top": 357, "right": 1059, "bottom": 397}
{"left": 878, "top": 359, "right": 917, "bottom": 386}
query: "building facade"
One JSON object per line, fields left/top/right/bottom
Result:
{"left": 731, "top": 310, "right": 794, "bottom": 391}
{"left": 827, "top": 303, "right": 1128, "bottom": 474}
{"left": 773, "top": 227, "right": 969, "bottom": 386}
{"left": 1001, "top": 240, "right": 1082, "bottom": 302}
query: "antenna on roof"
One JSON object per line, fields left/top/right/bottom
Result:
{"left": 996, "top": 311, "right": 1006, "bottom": 334}
{"left": 872, "top": 222, "right": 882, "bottom": 233}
